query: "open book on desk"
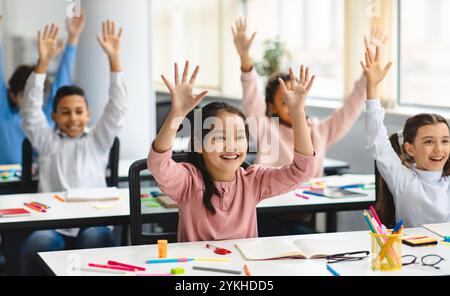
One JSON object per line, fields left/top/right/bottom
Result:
{"left": 422, "top": 222, "right": 450, "bottom": 238}
{"left": 236, "top": 237, "right": 365, "bottom": 260}
{"left": 64, "top": 187, "right": 120, "bottom": 202}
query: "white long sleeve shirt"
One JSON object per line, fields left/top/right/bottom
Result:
{"left": 365, "top": 99, "right": 450, "bottom": 227}
{"left": 21, "top": 72, "right": 127, "bottom": 236}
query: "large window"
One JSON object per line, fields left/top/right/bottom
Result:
{"left": 152, "top": 0, "right": 222, "bottom": 90}
{"left": 246, "top": 0, "right": 344, "bottom": 99}
{"left": 399, "top": 0, "right": 450, "bottom": 108}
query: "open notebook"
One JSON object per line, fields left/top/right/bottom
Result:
{"left": 64, "top": 187, "right": 120, "bottom": 202}
{"left": 236, "top": 238, "right": 364, "bottom": 260}
{"left": 422, "top": 222, "right": 450, "bottom": 238}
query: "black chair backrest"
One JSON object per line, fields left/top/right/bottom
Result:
{"left": 129, "top": 158, "right": 179, "bottom": 245}
{"left": 21, "top": 137, "right": 120, "bottom": 193}
{"left": 129, "top": 152, "right": 250, "bottom": 245}
{"left": 107, "top": 137, "right": 120, "bottom": 187}
{"left": 374, "top": 161, "right": 396, "bottom": 229}
{"left": 21, "top": 138, "right": 35, "bottom": 193}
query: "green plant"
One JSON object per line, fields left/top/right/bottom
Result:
{"left": 255, "top": 37, "right": 285, "bottom": 77}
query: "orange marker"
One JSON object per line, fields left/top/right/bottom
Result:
{"left": 243, "top": 264, "right": 251, "bottom": 276}
{"left": 53, "top": 195, "right": 65, "bottom": 202}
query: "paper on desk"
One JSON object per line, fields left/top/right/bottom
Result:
{"left": 65, "top": 187, "right": 120, "bottom": 202}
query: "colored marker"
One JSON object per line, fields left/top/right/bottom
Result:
{"left": 302, "top": 190, "right": 325, "bottom": 197}
{"left": 295, "top": 193, "right": 310, "bottom": 200}
{"left": 73, "top": 266, "right": 127, "bottom": 275}
{"left": 444, "top": 236, "right": 450, "bottom": 243}
{"left": 326, "top": 264, "right": 340, "bottom": 276}
{"left": 24, "top": 203, "right": 46, "bottom": 213}
{"left": 88, "top": 263, "right": 135, "bottom": 272}
{"left": 31, "top": 202, "right": 50, "bottom": 209}
{"left": 146, "top": 258, "right": 193, "bottom": 264}
{"left": 243, "top": 264, "right": 252, "bottom": 276}
{"left": 192, "top": 266, "right": 242, "bottom": 275}
{"left": 369, "top": 205, "right": 382, "bottom": 228}
{"left": 53, "top": 195, "right": 65, "bottom": 202}
{"left": 107, "top": 260, "right": 146, "bottom": 271}
{"left": 391, "top": 220, "right": 404, "bottom": 234}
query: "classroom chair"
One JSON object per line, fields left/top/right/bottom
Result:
{"left": 129, "top": 154, "right": 251, "bottom": 245}
{"left": 374, "top": 161, "right": 396, "bottom": 229}
{"left": 129, "top": 158, "right": 179, "bottom": 245}
{"left": 21, "top": 137, "right": 120, "bottom": 193}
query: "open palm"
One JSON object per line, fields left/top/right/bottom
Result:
{"left": 279, "top": 66, "right": 315, "bottom": 111}
{"left": 97, "top": 20, "right": 122, "bottom": 58}
{"left": 161, "top": 61, "right": 208, "bottom": 117}
{"left": 38, "top": 24, "right": 64, "bottom": 62}
{"left": 232, "top": 17, "right": 256, "bottom": 56}
{"left": 360, "top": 46, "right": 392, "bottom": 87}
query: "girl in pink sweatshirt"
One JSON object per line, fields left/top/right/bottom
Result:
{"left": 148, "top": 61, "right": 316, "bottom": 242}
{"left": 232, "top": 19, "right": 387, "bottom": 176}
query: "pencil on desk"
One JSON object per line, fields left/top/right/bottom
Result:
{"left": 243, "top": 264, "right": 251, "bottom": 276}
{"left": 53, "top": 195, "right": 65, "bottom": 202}
{"left": 192, "top": 266, "right": 242, "bottom": 275}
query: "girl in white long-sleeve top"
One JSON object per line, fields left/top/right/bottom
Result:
{"left": 361, "top": 45, "right": 450, "bottom": 228}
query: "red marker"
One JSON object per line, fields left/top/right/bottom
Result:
{"left": 88, "top": 263, "right": 135, "bottom": 272}
{"left": 24, "top": 203, "right": 46, "bottom": 213}
{"left": 107, "top": 260, "right": 146, "bottom": 271}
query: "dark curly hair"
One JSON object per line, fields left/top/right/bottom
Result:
{"left": 264, "top": 72, "right": 290, "bottom": 117}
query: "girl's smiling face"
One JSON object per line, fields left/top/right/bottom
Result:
{"left": 404, "top": 123, "right": 450, "bottom": 172}
{"left": 199, "top": 111, "right": 248, "bottom": 182}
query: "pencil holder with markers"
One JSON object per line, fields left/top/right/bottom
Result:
{"left": 370, "top": 230, "right": 403, "bottom": 271}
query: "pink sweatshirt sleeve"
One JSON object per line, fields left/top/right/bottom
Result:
{"left": 147, "top": 144, "right": 203, "bottom": 204}
{"left": 317, "top": 75, "right": 366, "bottom": 148}
{"left": 241, "top": 69, "right": 267, "bottom": 118}
{"left": 247, "top": 151, "right": 316, "bottom": 202}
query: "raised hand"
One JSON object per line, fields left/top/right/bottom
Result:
{"left": 360, "top": 46, "right": 392, "bottom": 99}
{"left": 364, "top": 26, "right": 388, "bottom": 53}
{"left": 161, "top": 61, "right": 208, "bottom": 117}
{"left": 278, "top": 65, "right": 315, "bottom": 112}
{"left": 97, "top": 20, "right": 122, "bottom": 72}
{"left": 36, "top": 24, "right": 65, "bottom": 73}
{"left": 232, "top": 17, "right": 256, "bottom": 72}
{"left": 232, "top": 18, "right": 256, "bottom": 57}
{"left": 67, "top": 10, "right": 85, "bottom": 45}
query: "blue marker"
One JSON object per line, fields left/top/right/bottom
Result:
{"left": 326, "top": 264, "right": 340, "bottom": 276}
{"left": 302, "top": 190, "right": 325, "bottom": 197}
{"left": 444, "top": 236, "right": 450, "bottom": 243}
{"left": 391, "top": 220, "right": 404, "bottom": 234}
{"left": 146, "top": 258, "right": 194, "bottom": 264}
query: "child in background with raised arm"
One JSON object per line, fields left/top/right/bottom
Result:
{"left": 362, "top": 45, "right": 450, "bottom": 227}
{"left": 0, "top": 14, "right": 85, "bottom": 165}
{"left": 148, "top": 61, "right": 316, "bottom": 242}
{"left": 232, "top": 18, "right": 386, "bottom": 235}
{"left": 20, "top": 21, "right": 126, "bottom": 275}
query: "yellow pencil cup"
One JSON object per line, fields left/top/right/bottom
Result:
{"left": 370, "top": 231, "right": 403, "bottom": 271}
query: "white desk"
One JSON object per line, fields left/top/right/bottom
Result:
{"left": 0, "top": 176, "right": 375, "bottom": 275}
{"left": 39, "top": 228, "right": 450, "bottom": 276}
